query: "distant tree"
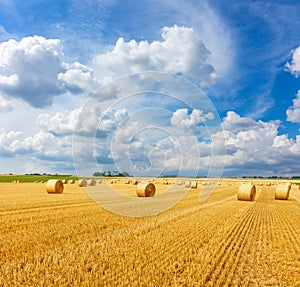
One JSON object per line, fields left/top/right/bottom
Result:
{"left": 107, "top": 171, "right": 112, "bottom": 177}
{"left": 120, "top": 171, "right": 130, "bottom": 177}
{"left": 93, "top": 171, "right": 102, "bottom": 177}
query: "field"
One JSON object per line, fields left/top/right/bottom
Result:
{"left": 1, "top": 178, "right": 300, "bottom": 286}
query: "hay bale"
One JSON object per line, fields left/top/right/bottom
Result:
{"left": 136, "top": 181, "right": 156, "bottom": 197}
{"left": 45, "top": 179, "right": 64, "bottom": 194}
{"left": 78, "top": 179, "right": 87, "bottom": 187}
{"left": 185, "top": 181, "right": 191, "bottom": 188}
{"left": 191, "top": 181, "right": 198, "bottom": 189}
{"left": 125, "top": 180, "right": 130, "bottom": 184}
{"left": 87, "top": 179, "right": 96, "bottom": 186}
{"left": 275, "top": 183, "right": 291, "bottom": 200}
{"left": 62, "top": 179, "right": 68, "bottom": 184}
{"left": 69, "top": 179, "right": 75, "bottom": 184}
{"left": 97, "top": 180, "right": 102, "bottom": 184}
{"left": 237, "top": 183, "right": 256, "bottom": 201}
{"left": 132, "top": 179, "right": 138, "bottom": 185}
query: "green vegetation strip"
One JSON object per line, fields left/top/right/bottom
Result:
{"left": 0, "top": 175, "right": 79, "bottom": 183}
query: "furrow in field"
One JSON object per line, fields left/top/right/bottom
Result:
{"left": 0, "top": 201, "right": 94, "bottom": 215}
{"left": 199, "top": 202, "right": 257, "bottom": 286}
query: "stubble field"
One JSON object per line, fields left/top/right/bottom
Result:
{"left": 0, "top": 178, "right": 300, "bottom": 286}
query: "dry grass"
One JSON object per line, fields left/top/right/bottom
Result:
{"left": 0, "top": 179, "right": 300, "bottom": 286}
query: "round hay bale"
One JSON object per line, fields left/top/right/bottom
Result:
{"left": 191, "top": 181, "right": 198, "bottom": 189}
{"left": 87, "top": 179, "right": 96, "bottom": 186}
{"left": 68, "top": 179, "right": 75, "bottom": 184}
{"left": 46, "top": 179, "right": 64, "bottom": 194}
{"left": 124, "top": 180, "right": 130, "bottom": 184}
{"left": 275, "top": 183, "right": 291, "bottom": 200}
{"left": 185, "top": 181, "right": 191, "bottom": 188}
{"left": 136, "top": 181, "right": 156, "bottom": 197}
{"left": 132, "top": 179, "right": 138, "bottom": 185}
{"left": 237, "top": 183, "right": 256, "bottom": 201}
{"left": 78, "top": 179, "right": 87, "bottom": 187}
{"left": 97, "top": 180, "right": 102, "bottom": 184}
{"left": 62, "top": 179, "right": 68, "bottom": 184}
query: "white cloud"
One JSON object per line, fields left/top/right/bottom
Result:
{"left": 171, "top": 108, "right": 214, "bottom": 130}
{"left": 285, "top": 46, "right": 300, "bottom": 77}
{"left": 222, "top": 111, "right": 259, "bottom": 132}
{"left": 0, "top": 95, "right": 13, "bottom": 112}
{"left": 286, "top": 90, "right": 300, "bottom": 123}
{"left": 94, "top": 25, "right": 216, "bottom": 86}
{"left": 0, "top": 36, "right": 99, "bottom": 108}
{"left": 215, "top": 111, "right": 300, "bottom": 176}
{"left": 37, "top": 106, "right": 128, "bottom": 138}
{"left": 58, "top": 61, "right": 99, "bottom": 93}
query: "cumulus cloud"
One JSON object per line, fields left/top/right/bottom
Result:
{"left": 216, "top": 111, "right": 300, "bottom": 176}
{"left": 285, "top": 46, "right": 300, "bottom": 77}
{"left": 58, "top": 61, "right": 99, "bottom": 93}
{"left": 0, "top": 124, "right": 74, "bottom": 174}
{"left": 37, "top": 106, "right": 128, "bottom": 138}
{"left": 94, "top": 25, "right": 216, "bottom": 86}
{"left": 171, "top": 108, "right": 214, "bottom": 129}
{"left": 222, "top": 111, "right": 259, "bottom": 132}
{"left": 286, "top": 90, "right": 300, "bottom": 123}
{"left": 0, "top": 36, "right": 99, "bottom": 107}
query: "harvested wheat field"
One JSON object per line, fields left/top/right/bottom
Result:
{"left": 1, "top": 178, "right": 300, "bottom": 286}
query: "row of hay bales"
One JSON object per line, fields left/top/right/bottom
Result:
{"left": 45, "top": 179, "right": 101, "bottom": 193}
{"left": 45, "top": 178, "right": 156, "bottom": 197}
{"left": 237, "top": 182, "right": 292, "bottom": 201}
{"left": 45, "top": 179, "right": 295, "bottom": 200}
{"left": 78, "top": 179, "right": 103, "bottom": 187}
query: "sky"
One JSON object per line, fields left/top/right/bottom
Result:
{"left": 1, "top": 0, "right": 300, "bottom": 177}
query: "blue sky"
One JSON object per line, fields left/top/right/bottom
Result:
{"left": 1, "top": 0, "right": 300, "bottom": 177}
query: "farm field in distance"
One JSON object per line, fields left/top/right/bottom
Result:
{"left": 1, "top": 178, "right": 300, "bottom": 286}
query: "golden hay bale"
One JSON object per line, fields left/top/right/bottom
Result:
{"left": 78, "top": 179, "right": 87, "bottom": 187}
{"left": 185, "top": 181, "right": 191, "bottom": 188}
{"left": 45, "top": 179, "right": 64, "bottom": 194}
{"left": 68, "top": 179, "right": 75, "bottom": 184}
{"left": 237, "top": 183, "right": 256, "bottom": 201}
{"left": 275, "top": 183, "right": 291, "bottom": 200}
{"left": 132, "top": 179, "right": 138, "bottom": 185}
{"left": 191, "top": 181, "right": 198, "bottom": 189}
{"left": 125, "top": 180, "right": 130, "bottom": 184}
{"left": 87, "top": 179, "right": 96, "bottom": 186}
{"left": 97, "top": 180, "right": 102, "bottom": 184}
{"left": 136, "top": 181, "right": 156, "bottom": 197}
